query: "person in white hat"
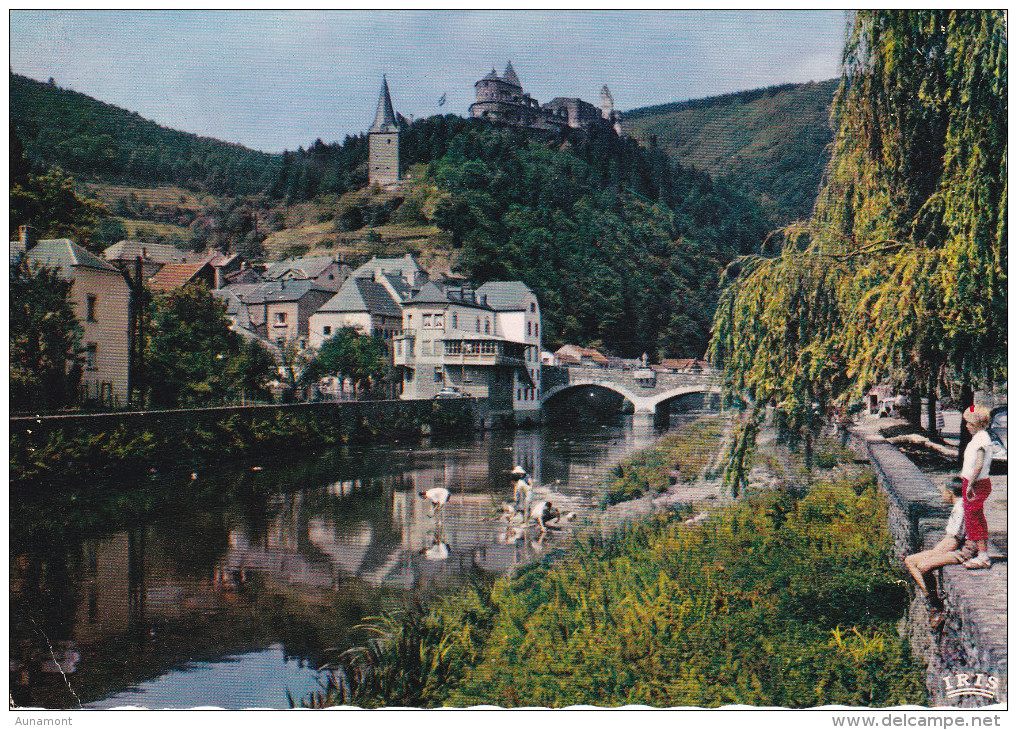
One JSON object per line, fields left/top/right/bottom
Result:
{"left": 510, "top": 466, "right": 532, "bottom": 519}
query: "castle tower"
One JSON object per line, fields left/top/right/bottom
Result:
{"left": 600, "top": 84, "right": 623, "bottom": 136}
{"left": 600, "top": 85, "right": 614, "bottom": 119}
{"left": 369, "top": 75, "right": 400, "bottom": 186}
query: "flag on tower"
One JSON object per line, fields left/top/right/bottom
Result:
{"left": 438, "top": 93, "right": 447, "bottom": 107}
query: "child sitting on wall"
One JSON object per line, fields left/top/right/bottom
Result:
{"left": 904, "top": 477, "right": 976, "bottom": 628}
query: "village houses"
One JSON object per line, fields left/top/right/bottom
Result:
{"left": 13, "top": 226, "right": 132, "bottom": 407}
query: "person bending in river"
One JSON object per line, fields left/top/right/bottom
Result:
{"left": 959, "top": 405, "right": 994, "bottom": 570}
{"left": 904, "top": 478, "right": 975, "bottom": 628}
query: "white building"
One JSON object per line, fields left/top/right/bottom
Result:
{"left": 393, "top": 280, "right": 542, "bottom": 423}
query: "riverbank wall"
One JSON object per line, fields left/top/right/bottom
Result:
{"left": 851, "top": 425, "right": 1007, "bottom": 707}
{"left": 10, "top": 399, "right": 478, "bottom": 489}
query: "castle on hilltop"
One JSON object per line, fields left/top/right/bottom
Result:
{"left": 469, "top": 61, "right": 622, "bottom": 135}
{"left": 367, "top": 65, "right": 624, "bottom": 184}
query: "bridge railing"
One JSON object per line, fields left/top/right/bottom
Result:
{"left": 558, "top": 364, "right": 720, "bottom": 389}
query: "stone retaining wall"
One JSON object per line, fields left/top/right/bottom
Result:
{"left": 858, "top": 430, "right": 1007, "bottom": 706}
{"left": 10, "top": 399, "right": 479, "bottom": 443}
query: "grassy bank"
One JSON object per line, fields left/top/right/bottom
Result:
{"left": 303, "top": 420, "right": 927, "bottom": 708}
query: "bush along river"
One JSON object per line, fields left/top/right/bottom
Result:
{"left": 10, "top": 415, "right": 675, "bottom": 709}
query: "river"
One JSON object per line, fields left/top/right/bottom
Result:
{"left": 10, "top": 416, "right": 676, "bottom": 709}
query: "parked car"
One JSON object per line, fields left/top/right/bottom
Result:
{"left": 434, "top": 386, "right": 467, "bottom": 399}
{"left": 989, "top": 405, "right": 1007, "bottom": 473}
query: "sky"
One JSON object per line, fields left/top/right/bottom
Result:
{"left": 9, "top": 9, "right": 848, "bottom": 154}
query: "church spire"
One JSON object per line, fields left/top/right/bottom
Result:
{"left": 370, "top": 75, "right": 398, "bottom": 133}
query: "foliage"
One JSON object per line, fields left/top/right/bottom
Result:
{"left": 709, "top": 10, "right": 1007, "bottom": 487}
{"left": 10, "top": 130, "right": 112, "bottom": 250}
{"left": 626, "top": 79, "right": 839, "bottom": 222}
{"left": 11, "top": 73, "right": 283, "bottom": 196}
{"left": 10, "top": 402, "right": 476, "bottom": 491}
{"left": 602, "top": 416, "right": 725, "bottom": 506}
{"left": 302, "top": 456, "right": 924, "bottom": 708}
{"left": 144, "top": 284, "right": 276, "bottom": 408}
{"left": 425, "top": 122, "right": 771, "bottom": 358}
{"left": 302, "top": 327, "right": 390, "bottom": 391}
{"left": 9, "top": 254, "right": 84, "bottom": 412}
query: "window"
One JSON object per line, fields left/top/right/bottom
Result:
{"left": 406, "top": 314, "right": 413, "bottom": 327}
{"left": 484, "top": 318, "right": 491, "bottom": 334}
{"left": 476, "top": 318, "right": 481, "bottom": 332}
{"left": 405, "top": 369, "right": 414, "bottom": 382}
{"left": 396, "top": 341, "right": 402, "bottom": 356}
{"left": 86, "top": 294, "right": 97, "bottom": 322}
{"left": 423, "top": 341, "right": 433, "bottom": 355}
{"left": 423, "top": 314, "right": 432, "bottom": 327}
{"left": 275, "top": 312, "right": 286, "bottom": 324}
{"left": 434, "top": 367, "right": 444, "bottom": 383}
{"left": 527, "top": 322, "right": 532, "bottom": 337}
{"left": 535, "top": 323, "right": 539, "bottom": 338}
{"left": 328, "top": 274, "right": 335, "bottom": 280}
{"left": 530, "top": 302, "right": 536, "bottom": 313}
{"left": 323, "top": 326, "right": 332, "bottom": 336}
{"left": 451, "top": 313, "right": 457, "bottom": 329}
{"left": 86, "top": 343, "right": 98, "bottom": 370}
{"left": 434, "top": 315, "right": 443, "bottom": 328}
{"left": 517, "top": 389, "right": 522, "bottom": 400}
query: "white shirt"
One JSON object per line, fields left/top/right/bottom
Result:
{"left": 945, "top": 498, "right": 966, "bottom": 539}
{"left": 961, "top": 429, "right": 993, "bottom": 483}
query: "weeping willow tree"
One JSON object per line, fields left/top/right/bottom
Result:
{"left": 709, "top": 10, "right": 1007, "bottom": 494}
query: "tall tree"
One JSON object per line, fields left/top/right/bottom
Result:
{"left": 145, "top": 284, "right": 275, "bottom": 408}
{"left": 302, "top": 327, "right": 389, "bottom": 392}
{"left": 10, "top": 255, "right": 84, "bottom": 412}
{"left": 709, "top": 10, "right": 1007, "bottom": 493}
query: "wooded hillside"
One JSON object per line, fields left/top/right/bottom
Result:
{"left": 625, "top": 80, "right": 838, "bottom": 221}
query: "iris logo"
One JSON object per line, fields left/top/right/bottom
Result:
{"left": 941, "top": 672, "right": 1000, "bottom": 700}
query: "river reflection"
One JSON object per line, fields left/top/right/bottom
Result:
{"left": 10, "top": 418, "right": 664, "bottom": 709}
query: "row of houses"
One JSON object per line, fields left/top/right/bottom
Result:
{"left": 11, "top": 226, "right": 546, "bottom": 421}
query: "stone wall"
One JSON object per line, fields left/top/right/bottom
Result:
{"left": 10, "top": 399, "right": 478, "bottom": 445}
{"left": 859, "top": 430, "right": 1007, "bottom": 706}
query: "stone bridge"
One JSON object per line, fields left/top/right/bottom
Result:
{"left": 541, "top": 365, "right": 722, "bottom": 423}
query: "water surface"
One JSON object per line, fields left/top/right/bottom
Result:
{"left": 11, "top": 418, "right": 667, "bottom": 709}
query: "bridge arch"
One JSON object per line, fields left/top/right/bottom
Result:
{"left": 645, "top": 385, "right": 723, "bottom": 412}
{"left": 541, "top": 381, "right": 644, "bottom": 409}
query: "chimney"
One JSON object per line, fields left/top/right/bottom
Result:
{"left": 19, "top": 225, "right": 38, "bottom": 251}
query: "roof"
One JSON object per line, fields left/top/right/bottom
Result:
{"left": 260, "top": 279, "right": 332, "bottom": 303}
{"left": 382, "top": 272, "right": 413, "bottom": 301}
{"left": 369, "top": 76, "right": 399, "bottom": 134}
{"left": 404, "top": 281, "right": 452, "bottom": 306}
{"left": 212, "top": 288, "right": 252, "bottom": 328}
{"left": 25, "top": 239, "right": 121, "bottom": 277}
{"left": 222, "top": 279, "right": 332, "bottom": 304}
{"left": 263, "top": 256, "right": 341, "bottom": 280}
{"left": 475, "top": 281, "right": 534, "bottom": 310}
{"left": 502, "top": 61, "right": 521, "bottom": 88}
{"left": 350, "top": 253, "right": 423, "bottom": 282}
{"left": 103, "top": 240, "right": 199, "bottom": 265}
{"left": 148, "top": 261, "right": 214, "bottom": 292}
{"left": 316, "top": 277, "right": 400, "bottom": 317}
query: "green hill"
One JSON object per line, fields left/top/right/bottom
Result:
{"left": 625, "top": 79, "right": 839, "bottom": 221}
{"left": 10, "top": 73, "right": 284, "bottom": 196}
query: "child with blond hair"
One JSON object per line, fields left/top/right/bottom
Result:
{"left": 959, "top": 405, "right": 994, "bottom": 569}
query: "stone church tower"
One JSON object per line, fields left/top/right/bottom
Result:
{"left": 369, "top": 75, "right": 399, "bottom": 186}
